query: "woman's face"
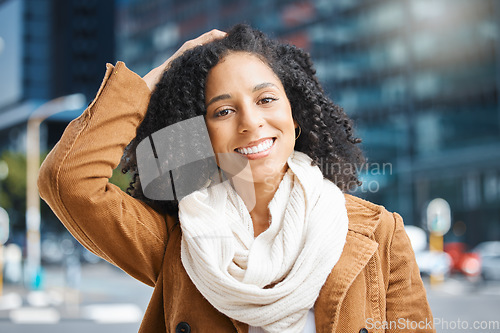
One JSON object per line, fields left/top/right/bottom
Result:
{"left": 204, "top": 52, "right": 296, "bottom": 185}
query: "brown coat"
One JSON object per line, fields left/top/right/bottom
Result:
{"left": 38, "top": 62, "right": 435, "bottom": 332}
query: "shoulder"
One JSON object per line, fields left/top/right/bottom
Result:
{"left": 344, "top": 194, "right": 401, "bottom": 244}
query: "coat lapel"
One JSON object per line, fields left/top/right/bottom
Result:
{"left": 314, "top": 194, "right": 382, "bottom": 333}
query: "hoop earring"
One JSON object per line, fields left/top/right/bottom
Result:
{"left": 295, "top": 125, "right": 301, "bottom": 141}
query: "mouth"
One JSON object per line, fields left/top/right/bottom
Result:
{"left": 235, "top": 138, "right": 276, "bottom": 156}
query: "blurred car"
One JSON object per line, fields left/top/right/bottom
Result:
{"left": 405, "top": 225, "right": 452, "bottom": 277}
{"left": 472, "top": 241, "right": 500, "bottom": 281}
{"left": 41, "top": 232, "right": 65, "bottom": 264}
{"left": 443, "top": 242, "right": 481, "bottom": 278}
{"left": 41, "top": 232, "right": 101, "bottom": 265}
{"left": 414, "top": 250, "right": 452, "bottom": 277}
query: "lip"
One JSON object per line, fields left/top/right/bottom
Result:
{"left": 236, "top": 137, "right": 275, "bottom": 150}
{"left": 234, "top": 137, "right": 276, "bottom": 160}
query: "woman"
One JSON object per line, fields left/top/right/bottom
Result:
{"left": 38, "top": 25, "right": 435, "bottom": 332}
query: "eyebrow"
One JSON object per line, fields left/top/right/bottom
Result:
{"left": 206, "top": 94, "right": 231, "bottom": 107}
{"left": 206, "top": 82, "right": 278, "bottom": 107}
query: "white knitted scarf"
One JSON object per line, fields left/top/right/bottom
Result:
{"left": 179, "top": 151, "right": 348, "bottom": 333}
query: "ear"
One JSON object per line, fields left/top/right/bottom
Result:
{"left": 294, "top": 119, "right": 298, "bottom": 129}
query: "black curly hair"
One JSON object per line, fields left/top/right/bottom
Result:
{"left": 121, "top": 24, "right": 365, "bottom": 216}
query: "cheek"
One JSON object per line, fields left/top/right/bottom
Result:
{"left": 206, "top": 124, "right": 225, "bottom": 152}
{"left": 275, "top": 110, "right": 296, "bottom": 138}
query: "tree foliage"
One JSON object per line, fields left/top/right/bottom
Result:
{"left": 0, "top": 150, "right": 28, "bottom": 233}
{"left": 0, "top": 149, "right": 131, "bottom": 234}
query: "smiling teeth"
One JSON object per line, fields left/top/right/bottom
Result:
{"left": 237, "top": 139, "right": 273, "bottom": 155}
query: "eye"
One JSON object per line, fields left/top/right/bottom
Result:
{"left": 258, "top": 97, "right": 278, "bottom": 105}
{"left": 215, "top": 108, "right": 234, "bottom": 117}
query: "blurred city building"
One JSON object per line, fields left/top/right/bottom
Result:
{"left": 0, "top": 0, "right": 115, "bottom": 233}
{"left": 0, "top": 0, "right": 499, "bottom": 248}
{"left": 116, "top": 0, "right": 500, "bottom": 245}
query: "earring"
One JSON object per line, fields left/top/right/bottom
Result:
{"left": 295, "top": 125, "right": 302, "bottom": 141}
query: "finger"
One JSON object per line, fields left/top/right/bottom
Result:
{"left": 178, "top": 29, "right": 226, "bottom": 55}
{"left": 164, "top": 30, "right": 226, "bottom": 69}
{"left": 195, "top": 29, "right": 227, "bottom": 45}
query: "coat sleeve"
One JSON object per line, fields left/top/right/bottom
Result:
{"left": 38, "top": 62, "right": 169, "bottom": 287}
{"left": 385, "top": 212, "right": 436, "bottom": 332}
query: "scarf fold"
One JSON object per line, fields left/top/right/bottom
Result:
{"left": 179, "top": 151, "right": 348, "bottom": 333}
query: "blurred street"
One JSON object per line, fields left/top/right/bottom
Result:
{"left": 427, "top": 276, "right": 500, "bottom": 332}
{"left": 0, "top": 262, "right": 499, "bottom": 332}
{"left": 0, "top": 261, "right": 153, "bottom": 333}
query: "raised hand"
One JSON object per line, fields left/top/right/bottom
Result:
{"left": 142, "top": 29, "right": 226, "bottom": 91}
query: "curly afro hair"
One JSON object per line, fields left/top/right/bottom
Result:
{"left": 121, "top": 24, "right": 365, "bottom": 216}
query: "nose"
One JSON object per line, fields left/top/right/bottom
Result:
{"left": 237, "top": 103, "right": 264, "bottom": 134}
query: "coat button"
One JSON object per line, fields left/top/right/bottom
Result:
{"left": 359, "top": 328, "right": 368, "bottom": 333}
{"left": 175, "top": 322, "right": 191, "bottom": 333}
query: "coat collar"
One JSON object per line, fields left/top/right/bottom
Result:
{"left": 314, "top": 194, "right": 382, "bottom": 332}
{"left": 344, "top": 194, "right": 383, "bottom": 236}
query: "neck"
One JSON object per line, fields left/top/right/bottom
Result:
{"left": 229, "top": 168, "right": 287, "bottom": 236}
